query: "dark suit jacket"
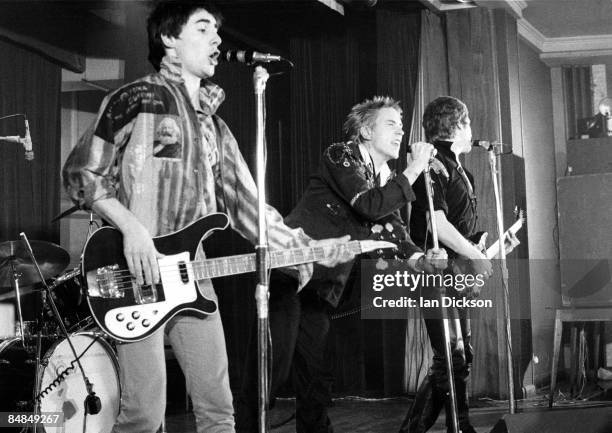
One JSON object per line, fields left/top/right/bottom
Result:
{"left": 285, "top": 141, "right": 422, "bottom": 307}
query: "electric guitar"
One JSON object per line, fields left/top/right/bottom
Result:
{"left": 81, "top": 213, "right": 395, "bottom": 342}
{"left": 484, "top": 211, "right": 524, "bottom": 259}
{"left": 470, "top": 209, "right": 524, "bottom": 259}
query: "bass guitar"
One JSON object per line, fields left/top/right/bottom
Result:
{"left": 81, "top": 213, "right": 394, "bottom": 342}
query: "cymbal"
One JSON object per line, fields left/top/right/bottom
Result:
{"left": 0, "top": 285, "right": 38, "bottom": 301}
{"left": 0, "top": 240, "right": 70, "bottom": 289}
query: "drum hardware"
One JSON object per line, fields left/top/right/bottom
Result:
{"left": 0, "top": 238, "right": 69, "bottom": 344}
{"left": 17, "top": 232, "right": 102, "bottom": 431}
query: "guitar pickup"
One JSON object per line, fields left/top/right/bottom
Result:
{"left": 90, "top": 265, "right": 125, "bottom": 298}
{"left": 178, "top": 261, "right": 189, "bottom": 283}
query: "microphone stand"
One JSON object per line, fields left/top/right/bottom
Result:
{"left": 0, "top": 113, "right": 33, "bottom": 161}
{"left": 19, "top": 232, "right": 101, "bottom": 431}
{"left": 253, "top": 65, "right": 271, "bottom": 433}
{"left": 423, "top": 155, "right": 460, "bottom": 433}
{"left": 7, "top": 259, "right": 27, "bottom": 346}
{"left": 486, "top": 147, "right": 515, "bottom": 413}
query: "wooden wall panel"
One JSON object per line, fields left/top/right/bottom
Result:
{"left": 445, "top": 8, "right": 530, "bottom": 398}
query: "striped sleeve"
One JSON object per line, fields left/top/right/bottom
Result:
{"left": 62, "top": 92, "right": 135, "bottom": 210}
{"left": 213, "top": 117, "right": 313, "bottom": 289}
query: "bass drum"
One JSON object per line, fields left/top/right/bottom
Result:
{"left": 0, "top": 337, "right": 51, "bottom": 432}
{"left": 40, "top": 333, "right": 121, "bottom": 432}
{"left": 0, "top": 333, "right": 120, "bottom": 432}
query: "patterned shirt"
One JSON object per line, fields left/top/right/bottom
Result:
{"left": 62, "top": 56, "right": 313, "bottom": 287}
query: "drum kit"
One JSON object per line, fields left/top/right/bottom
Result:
{"left": 0, "top": 234, "right": 119, "bottom": 433}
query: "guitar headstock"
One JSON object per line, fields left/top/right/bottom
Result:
{"left": 514, "top": 206, "right": 525, "bottom": 224}
{"left": 512, "top": 206, "right": 526, "bottom": 233}
{"left": 359, "top": 240, "right": 397, "bottom": 254}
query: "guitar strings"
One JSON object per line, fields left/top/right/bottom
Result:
{"left": 92, "top": 244, "right": 360, "bottom": 279}
{"left": 94, "top": 241, "right": 364, "bottom": 275}
{"left": 84, "top": 243, "right": 366, "bottom": 293}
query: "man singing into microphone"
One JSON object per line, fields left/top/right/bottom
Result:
{"left": 236, "top": 96, "right": 448, "bottom": 433}
{"left": 63, "top": 2, "right": 352, "bottom": 432}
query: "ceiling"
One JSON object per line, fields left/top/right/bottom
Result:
{"left": 1, "top": 0, "right": 610, "bottom": 72}
{"left": 418, "top": 0, "right": 612, "bottom": 64}
{"left": 521, "top": 0, "right": 612, "bottom": 38}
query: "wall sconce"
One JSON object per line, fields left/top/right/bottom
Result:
{"left": 598, "top": 97, "right": 612, "bottom": 136}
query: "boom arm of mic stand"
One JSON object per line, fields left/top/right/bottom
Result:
{"left": 0, "top": 135, "right": 22, "bottom": 142}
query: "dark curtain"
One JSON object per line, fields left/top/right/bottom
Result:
{"left": 0, "top": 38, "right": 62, "bottom": 243}
{"left": 445, "top": 9, "right": 508, "bottom": 398}
{"left": 288, "top": 15, "right": 366, "bottom": 202}
{"left": 444, "top": 9, "right": 529, "bottom": 397}
{"left": 288, "top": 15, "right": 370, "bottom": 396}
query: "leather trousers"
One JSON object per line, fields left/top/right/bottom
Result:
{"left": 399, "top": 303, "right": 475, "bottom": 433}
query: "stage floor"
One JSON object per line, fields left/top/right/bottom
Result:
{"left": 165, "top": 393, "right": 612, "bottom": 432}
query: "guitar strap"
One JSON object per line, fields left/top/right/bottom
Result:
{"left": 455, "top": 162, "right": 478, "bottom": 237}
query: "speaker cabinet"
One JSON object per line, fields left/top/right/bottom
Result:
{"left": 490, "top": 407, "right": 612, "bottom": 433}
{"left": 557, "top": 173, "right": 612, "bottom": 306}
{"left": 566, "top": 138, "right": 612, "bottom": 175}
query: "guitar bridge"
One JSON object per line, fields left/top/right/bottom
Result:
{"left": 90, "top": 265, "right": 125, "bottom": 298}
{"left": 133, "top": 283, "right": 159, "bottom": 304}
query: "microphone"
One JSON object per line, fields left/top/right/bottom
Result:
{"left": 472, "top": 140, "right": 495, "bottom": 150}
{"left": 23, "top": 118, "right": 34, "bottom": 161}
{"left": 472, "top": 139, "right": 510, "bottom": 152}
{"left": 220, "top": 50, "right": 282, "bottom": 64}
{"left": 85, "top": 392, "right": 102, "bottom": 415}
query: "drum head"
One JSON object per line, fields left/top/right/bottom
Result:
{"left": 39, "top": 333, "right": 120, "bottom": 433}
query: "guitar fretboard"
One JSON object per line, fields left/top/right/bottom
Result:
{"left": 191, "top": 241, "right": 365, "bottom": 280}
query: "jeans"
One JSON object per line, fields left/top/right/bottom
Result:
{"left": 111, "top": 279, "right": 234, "bottom": 433}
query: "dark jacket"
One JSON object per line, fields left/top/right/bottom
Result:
{"left": 286, "top": 141, "right": 422, "bottom": 307}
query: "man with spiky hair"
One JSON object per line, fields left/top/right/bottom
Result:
{"left": 63, "top": 2, "right": 352, "bottom": 432}
{"left": 237, "top": 96, "right": 448, "bottom": 433}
